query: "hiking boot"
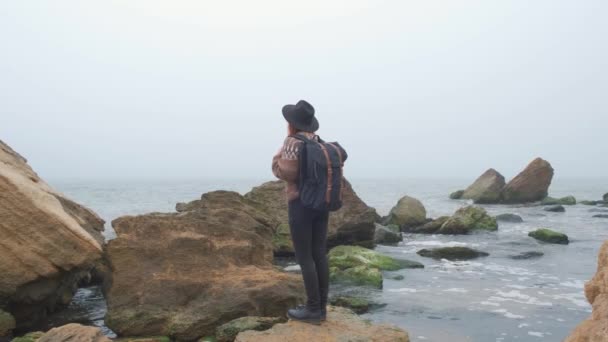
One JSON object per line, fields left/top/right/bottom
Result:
{"left": 320, "top": 307, "right": 327, "bottom": 321}
{"left": 287, "top": 305, "right": 322, "bottom": 325}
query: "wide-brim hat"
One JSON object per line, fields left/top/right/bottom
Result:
{"left": 282, "top": 100, "right": 319, "bottom": 132}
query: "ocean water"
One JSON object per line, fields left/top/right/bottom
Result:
{"left": 48, "top": 177, "right": 608, "bottom": 342}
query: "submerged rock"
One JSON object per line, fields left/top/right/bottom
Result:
{"left": 0, "top": 140, "right": 105, "bottom": 329}
{"left": 105, "top": 194, "right": 304, "bottom": 341}
{"left": 216, "top": 316, "right": 284, "bottom": 342}
{"left": 565, "top": 240, "right": 608, "bottom": 342}
{"left": 528, "top": 228, "right": 569, "bottom": 244}
{"left": 461, "top": 168, "right": 506, "bottom": 204}
{"left": 449, "top": 190, "right": 465, "bottom": 199}
{"left": 374, "top": 223, "right": 403, "bottom": 244}
{"left": 580, "top": 200, "right": 603, "bottom": 206}
{"left": 234, "top": 306, "right": 410, "bottom": 342}
{"left": 544, "top": 205, "right": 566, "bottom": 212}
{"left": 114, "top": 338, "right": 170, "bottom": 342}
{"left": 417, "top": 247, "right": 489, "bottom": 260}
{"left": 330, "top": 296, "right": 371, "bottom": 314}
{"left": 439, "top": 206, "right": 498, "bottom": 234}
{"left": 509, "top": 251, "right": 544, "bottom": 260}
{"left": 541, "top": 196, "right": 577, "bottom": 205}
{"left": 501, "top": 158, "right": 554, "bottom": 203}
{"left": 593, "top": 214, "right": 608, "bottom": 219}
{"left": 384, "top": 196, "right": 427, "bottom": 230}
{"left": 496, "top": 213, "right": 524, "bottom": 223}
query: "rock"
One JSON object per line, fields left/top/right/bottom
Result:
{"left": 528, "top": 228, "right": 569, "bottom": 244}
{"left": 384, "top": 196, "right": 427, "bottom": 230}
{"left": 417, "top": 247, "right": 489, "bottom": 260}
{"left": 495, "top": 213, "right": 524, "bottom": 223}
{"left": 392, "top": 275, "right": 405, "bottom": 280}
{"left": 449, "top": 190, "right": 465, "bottom": 199}
{"left": 580, "top": 200, "right": 602, "bottom": 206}
{"left": 544, "top": 205, "right": 566, "bottom": 212}
{"left": 244, "top": 180, "right": 378, "bottom": 255}
{"left": 216, "top": 317, "right": 284, "bottom": 342}
{"left": 0, "top": 140, "right": 105, "bottom": 329}
{"left": 410, "top": 216, "right": 450, "bottom": 234}
{"left": 36, "top": 323, "right": 110, "bottom": 342}
{"left": 0, "top": 309, "right": 15, "bottom": 337}
{"left": 501, "top": 158, "right": 554, "bottom": 203}
{"left": 234, "top": 306, "right": 409, "bottom": 342}
{"left": 439, "top": 206, "right": 498, "bottom": 234}
{"left": 328, "top": 246, "right": 422, "bottom": 288}
{"left": 329, "top": 296, "right": 371, "bottom": 314}
{"left": 604, "top": 193, "right": 608, "bottom": 202}
{"left": 593, "top": 214, "right": 608, "bottom": 218}
{"left": 105, "top": 192, "right": 304, "bottom": 341}
{"left": 565, "top": 240, "right": 608, "bottom": 342}
{"left": 509, "top": 251, "right": 544, "bottom": 260}
{"left": 541, "top": 196, "right": 577, "bottom": 205}
{"left": 461, "top": 168, "right": 505, "bottom": 204}
{"left": 374, "top": 223, "right": 402, "bottom": 244}
{"left": 11, "top": 331, "right": 44, "bottom": 342}
{"left": 114, "top": 338, "right": 171, "bottom": 342}
{"left": 589, "top": 208, "right": 608, "bottom": 213}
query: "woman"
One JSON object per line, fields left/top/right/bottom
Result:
{"left": 272, "top": 99, "right": 329, "bottom": 325}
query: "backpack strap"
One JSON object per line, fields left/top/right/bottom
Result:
{"left": 317, "top": 143, "right": 333, "bottom": 204}
{"left": 327, "top": 143, "right": 344, "bottom": 202}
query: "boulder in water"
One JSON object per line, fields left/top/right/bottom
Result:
{"left": 509, "top": 251, "right": 544, "bottom": 260}
{"left": 496, "top": 213, "right": 524, "bottom": 223}
{"left": 544, "top": 205, "right": 566, "bottom": 212}
{"left": 0, "top": 140, "right": 105, "bottom": 329}
{"left": 604, "top": 193, "right": 608, "bottom": 202}
{"left": 580, "top": 200, "right": 603, "bottom": 206}
{"left": 216, "top": 316, "right": 284, "bottom": 342}
{"left": 329, "top": 296, "right": 371, "bottom": 314}
{"left": 593, "top": 214, "right": 608, "bottom": 219}
{"left": 105, "top": 192, "right": 304, "bottom": 341}
{"left": 439, "top": 206, "right": 498, "bottom": 234}
{"left": 565, "top": 240, "right": 608, "bottom": 342}
{"left": 449, "top": 190, "right": 465, "bottom": 199}
{"left": 417, "top": 247, "right": 489, "bottom": 260}
{"left": 384, "top": 195, "right": 427, "bottom": 230}
{"left": 234, "top": 306, "right": 410, "bottom": 342}
{"left": 374, "top": 224, "right": 402, "bottom": 244}
{"left": 501, "top": 158, "right": 554, "bottom": 203}
{"left": 528, "top": 228, "right": 569, "bottom": 244}
{"left": 541, "top": 196, "right": 577, "bottom": 205}
{"left": 461, "top": 168, "right": 505, "bottom": 204}
{"left": 410, "top": 216, "right": 450, "bottom": 234}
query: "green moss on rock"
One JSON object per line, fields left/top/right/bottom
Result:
{"left": 10, "top": 332, "right": 44, "bottom": 342}
{"left": 272, "top": 223, "right": 293, "bottom": 256}
{"left": 439, "top": 206, "right": 498, "bottom": 234}
{"left": 0, "top": 309, "right": 15, "bottom": 337}
{"left": 330, "top": 265, "right": 383, "bottom": 288}
{"left": 330, "top": 296, "right": 371, "bottom": 314}
{"left": 528, "top": 228, "right": 569, "bottom": 244}
{"left": 328, "top": 246, "right": 423, "bottom": 271}
{"left": 417, "top": 247, "right": 489, "bottom": 260}
{"left": 216, "top": 316, "right": 283, "bottom": 342}
{"left": 541, "top": 196, "right": 576, "bottom": 205}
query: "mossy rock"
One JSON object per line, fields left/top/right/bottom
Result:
{"left": 541, "top": 196, "right": 576, "bottom": 205}
{"left": 449, "top": 190, "right": 465, "bottom": 200}
{"left": 0, "top": 310, "right": 15, "bottom": 337}
{"left": 495, "top": 213, "right": 523, "bottom": 223}
{"left": 417, "top": 247, "right": 489, "bottom": 260}
{"left": 328, "top": 246, "right": 423, "bottom": 271}
{"left": 411, "top": 216, "right": 450, "bottom": 234}
{"left": 509, "top": 251, "right": 544, "bottom": 260}
{"left": 115, "top": 337, "right": 171, "bottom": 342}
{"left": 330, "top": 296, "right": 371, "bottom": 314}
{"left": 391, "top": 275, "right": 404, "bottom": 280}
{"left": 374, "top": 224, "right": 402, "bottom": 245}
{"left": 580, "top": 200, "right": 602, "bottom": 206}
{"left": 528, "top": 228, "right": 569, "bottom": 244}
{"left": 330, "top": 265, "right": 383, "bottom": 288}
{"left": 216, "top": 316, "right": 283, "bottom": 342}
{"left": 439, "top": 206, "right": 498, "bottom": 234}
{"left": 272, "top": 223, "right": 293, "bottom": 256}
{"left": 10, "top": 332, "right": 44, "bottom": 342}
{"left": 543, "top": 205, "right": 565, "bottom": 212}
{"left": 385, "top": 196, "right": 427, "bottom": 228}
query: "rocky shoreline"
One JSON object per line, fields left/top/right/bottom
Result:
{"left": 2, "top": 141, "right": 607, "bottom": 342}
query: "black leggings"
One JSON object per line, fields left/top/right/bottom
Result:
{"left": 288, "top": 198, "right": 329, "bottom": 311}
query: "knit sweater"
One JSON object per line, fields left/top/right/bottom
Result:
{"left": 271, "top": 132, "right": 319, "bottom": 201}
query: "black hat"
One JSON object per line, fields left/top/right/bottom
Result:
{"left": 282, "top": 100, "right": 319, "bottom": 132}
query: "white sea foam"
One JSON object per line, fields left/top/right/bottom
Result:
{"left": 480, "top": 301, "right": 501, "bottom": 307}
{"left": 518, "top": 323, "right": 530, "bottom": 328}
{"left": 387, "top": 288, "right": 418, "bottom": 293}
{"left": 404, "top": 240, "right": 471, "bottom": 247}
{"left": 489, "top": 290, "right": 553, "bottom": 306}
{"left": 528, "top": 331, "right": 544, "bottom": 337}
{"left": 492, "top": 309, "right": 525, "bottom": 319}
{"left": 560, "top": 279, "right": 585, "bottom": 289}
{"left": 551, "top": 293, "right": 590, "bottom": 308}
{"left": 443, "top": 288, "right": 468, "bottom": 293}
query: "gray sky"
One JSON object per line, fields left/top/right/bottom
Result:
{"left": 1, "top": 1, "right": 606, "bottom": 180}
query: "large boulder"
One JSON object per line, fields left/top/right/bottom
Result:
{"left": 38, "top": 323, "right": 110, "bottom": 342}
{"left": 235, "top": 306, "right": 410, "bottom": 342}
{"left": 501, "top": 158, "right": 554, "bottom": 203}
{"left": 105, "top": 192, "right": 304, "bottom": 341}
{"left": 461, "top": 168, "right": 505, "bottom": 204}
{"left": 374, "top": 224, "right": 402, "bottom": 244}
{"left": 244, "top": 180, "right": 378, "bottom": 254}
{"left": 384, "top": 196, "right": 427, "bottom": 230}
{"left": 0, "top": 140, "right": 105, "bottom": 329}
{"left": 438, "top": 206, "right": 498, "bottom": 234}
{"left": 565, "top": 240, "right": 608, "bottom": 342}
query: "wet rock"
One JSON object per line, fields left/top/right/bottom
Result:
{"left": 11, "top": 331, "right": 44, "bottom": 342}
{"left": 384, "top": 195, "right": 427, "bottom": 230}
{"left": 580, "top": 200, "right": 602, "bottom": 206}
{"left": 105, "top": 193, "right": 304, "bottom": 341}
{"left": 528, "top": 228, "right": 569, "bottom": 244}
{"left": 411, "top": 216, "right": 450, "bottom": 234}
{"left": 417, "top": 247, "right": 489, "bottom": 260}
{"left": 0, "top": 140, "right": 105, "bottom": 330}
{"left": 604, "top": 193, "right": 608, "bottom": 202}
{"left": 439, "top": 206, "right": 498, "bottom": 234}
{"left": 244, "top": 180, "right": 378, "bottom": 254}
{"left": 37, "top": 323, "right": 110, "bottom": 342}
{"left": 392, "top": 275, "right": 405, "bottom": 280}
{"left": 114, "top": 338, "right": 171, "bottom": 342}
{"left": 449, "top": 190, "right": 465, "bottom": 199}
{"left": 0, "top": 309, "right": 15, "bottom": 337}
{"left": 544, "top": 205, "right": 566, "bottom": 212}
{"left": 329, "top": 296, "right": 371, "bottom": 314}
{"left": 501, "top": 158, "right": 554, "bottom": 203}
{"left": 461, "top": 168, "right": 506, "bottom": 204}
{"left": 509, "top": 251, "right": 544, "bottom": 260}
{"left": 216, "top": 316, "right": 284, "bottom": 342}
{"left": 565, "top": 240, "right": 608, "bottom": 342}
{"left": 496, "top": 213, "right": 524, "bottom": 223}
{"left": 593, "top": 214, "right": 608, "bottom": 218}
{"left": 541, "top": 196, "right": 577, "bottom": 205}
{"left": 589, "top": 208, "right": 608, "bottom": 213}
{"left": 374, "top": 223, "right": 403, "bottom": 244}
{"left": 234, "top": 306, "right": 410, "bottom": 342}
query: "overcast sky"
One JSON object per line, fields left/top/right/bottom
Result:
{"left": 1, "top": 1, "right": 606, "bottom": 181}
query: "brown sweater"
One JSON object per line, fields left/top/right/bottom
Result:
{"left": 271, "top": 132, "right": 319, "bottom": 201}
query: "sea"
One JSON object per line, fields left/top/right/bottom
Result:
{"left": 41, "top": 177, "right": 608, "bottom": 342}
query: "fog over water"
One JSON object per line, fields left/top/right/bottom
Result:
{"left": 1, "top": 1, "right": 607, "bottom": 180}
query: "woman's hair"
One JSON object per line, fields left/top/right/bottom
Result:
{"left": 288, "top": 123, "right": 301, "bottom": 136}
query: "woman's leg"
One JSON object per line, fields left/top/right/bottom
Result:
{"left": 311, "top": 210, "right": 329, "bottom": 310}
{"left": 288, "top": 199, "right": 321, "bottom": 310}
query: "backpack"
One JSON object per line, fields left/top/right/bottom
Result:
{"left": 291, "top": 134, "right": 348, "bottom": 212}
